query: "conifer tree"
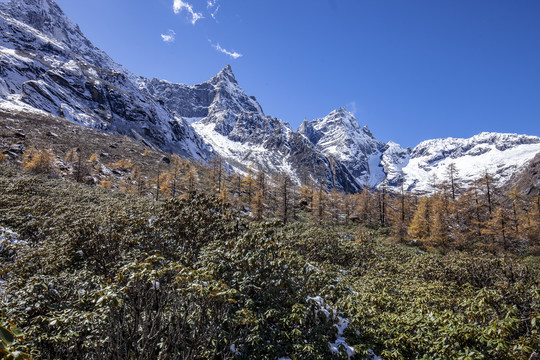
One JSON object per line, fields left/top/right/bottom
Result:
{"left": 219, "top": 186, "right": 229, "bottom": 203}
{"left": 445, "top": 162, "right": 460, "bottom": 201}
{"left": 251, "top": 169, "right": 267, "bottom": 220}
{"left": 277, "top": 174, "right": 293, "bottom": 223}
{"left": 229, "top": 174, "right": 243, "bottom": 212}
{"left": 341, "top": 193, "right": 355, "bottom": 224}
{"left": 484, "top": 207, "right": 513, "bottom": 250}
{"left": 252, "top": 189, "right": 264, "bottom": 221}
{"left": 184, "top": 162, "right": 198, "bottom": 193}
{"left": 430, "top": 194, "right": 450, "bottom": 248}
{"left": 166, "top": 154, "right": 182, "bottom": 198}
{"left": 507, "top": 188, "right": 522, "bottom": 237}
{"left": 484, "top": 171, "right": 494, "bottom": 216}
{"left": 132, "top": 165, "right": 145, "bottom": 195}
{"left": 241, "top": 168, "right": 256, "bottom": 209}
{"left": 298, "top": 180, "right": 314, "bottom": 213}
{"left": 312, "top": 181, "right": 328, "bottom": 224}
{"left": 65, "top": 147, "right": 87, "bottom": 182}
{"left": 391, "top": 180, "right": 409, "bottom": 242}
{"left": 378, "top": 185, "right": 387, "bottom": 227}
{"left": 210, "top": 155, "right": 224, "bottom": 194}
{"left": 408, "top": 196, "right": 432, "bottom": 242}
{"left": 354, "top": 187, "right": 376, "bottom": 225}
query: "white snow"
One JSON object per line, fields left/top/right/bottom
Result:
{"left": 60, "top": 103, "right": 100, "bottom": 127}
{"left": 0, "top": 98, "right": 50, "bottom": 116}
{"left": 367, "top": 152, "right": 385, "bottom": 187}
{"left": 307, "top": 296, "right": 356, "bottom": 359}
{"left": 192, "top": 120, "right": 301, "bottom": 183}
{"left": 0, "top": 46, "right": 33, "bottom": 63}
{"left": 182, "top": 116, "right": 204, "bottom": 124}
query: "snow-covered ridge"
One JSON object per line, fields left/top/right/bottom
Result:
{"left": 387, "top": 132, "right": 540, "bottom": 193}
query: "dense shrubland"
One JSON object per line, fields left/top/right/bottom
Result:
{"left": 7, "top": 143, "right": 540, "bottom": 255}
{"left": 0, "top": 162, "right": 538, "bottom": 359}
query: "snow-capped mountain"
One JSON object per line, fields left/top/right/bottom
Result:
{"left": 384, "top": 132, "right": 540, "bottom": 193}
{"left": 145, "top": 66, "right": 361, "bottom": 191}
{"left": 299, "top": 108, "right": 387, "bottom": 187}
{"left": 0, "top": 0, "right": 210, "bottom": 160}
{"left": 0, "top": 0, "right": 538, "bottom": 194}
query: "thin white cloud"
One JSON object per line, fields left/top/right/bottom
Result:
{"left": 207, "top": 0, "right": 219, "bottom": 19}
{"left": 161, "top": 29, "right": 176, "bottom": 43}
{"left": 173, "top": 0, "right": 203, "bottom": 25}
{"left": 210, "top": 5, "right": 220, "bottom": 19}
{"left": 213, "top": 43, "right": 242, "bottom": 59}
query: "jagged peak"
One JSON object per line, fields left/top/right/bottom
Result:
{"left": 209, "top": 64, "right": 237, "bottom": 86}
{"left": 314, "top": 107, "right": 362, "bottom": 134}
{"left": 326, "top": 106, "right": 353, "bottom": 118}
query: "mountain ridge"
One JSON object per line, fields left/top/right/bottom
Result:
{"left": 1, "top": 0, "right": 539, "bottom": 193}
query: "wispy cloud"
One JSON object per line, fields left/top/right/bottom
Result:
{"left": 207, "top": 0, "right": 220, "bottom": 19}
{"left": 212, "top": 43, "right": 243, "bottom": 59}
{"left": 173, "top": 0, "right": 203, "bottom": 25}
{"left": 161, "top": 29, "right": 176, "bottom": 43}
{"left": 210, "top": 5, "right": 220, "bottom": 19}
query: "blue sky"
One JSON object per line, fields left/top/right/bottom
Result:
{"left": 29, "top": 1, "right": 540, "bottom": 146}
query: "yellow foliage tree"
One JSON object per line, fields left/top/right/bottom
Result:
{"left": 22, "top": 147, "right": 55, "bottom": 175}
{"left": 184, "top": 163, "right": 198, "bottom": 193}
{"left": 241, "top": 168, "right": 256, "bottom": 209}
{"left": 111, "top": 158, "right": 133, "bottom": 171}
{"left": 408, "top": 196, "right": 432, "bottom": 242}
{"left": 98, "top": 177, "right": 112, "bottom": 188}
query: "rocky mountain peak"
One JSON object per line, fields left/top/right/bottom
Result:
{"left": 211, "top": 64, "right": 236, "bottom": 84}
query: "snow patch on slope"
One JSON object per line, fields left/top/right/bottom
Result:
{"left": 307, "top": 296, "right": 356, "bottom": 358}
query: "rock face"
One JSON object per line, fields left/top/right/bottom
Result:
{"left": 0, "top": 0, "right": 211, "bottom": 160}
{"left": 1, "top": 0, "right": 539, "bottom": 194}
